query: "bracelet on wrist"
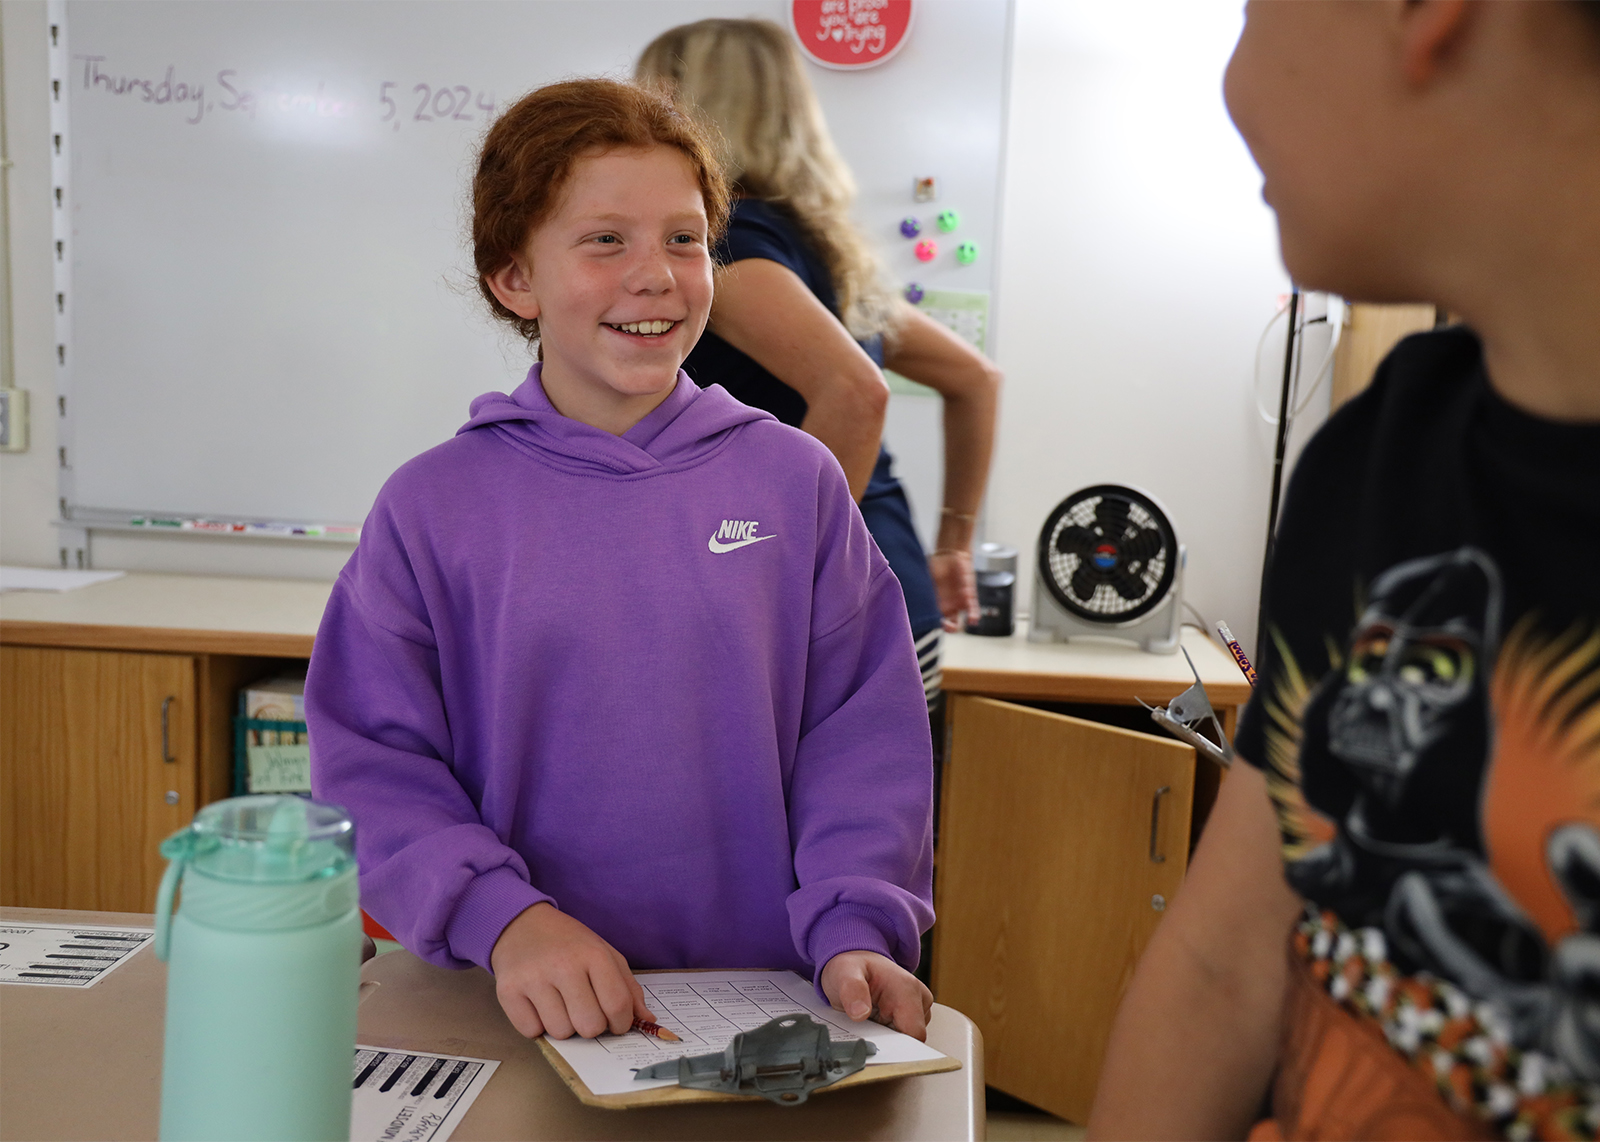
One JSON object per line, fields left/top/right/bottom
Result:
{"left": 940, "top": 507, "right": 977, "bottom": 522}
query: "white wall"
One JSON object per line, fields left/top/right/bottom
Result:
{"left": 6, "top": 0, "right": 1327, "bottom": 658}
{"left": 989, "top": 0, "right": 1298, "bottom": 658}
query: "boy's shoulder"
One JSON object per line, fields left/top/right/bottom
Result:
{"left": 1295, "top": 324, "right": 1482, "bottom": 477}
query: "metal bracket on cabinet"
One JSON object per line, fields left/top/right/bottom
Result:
{"left": 1139, "top": 648, "right": 1234, "bottom": 767}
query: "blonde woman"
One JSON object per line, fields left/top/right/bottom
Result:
{"left": 637, "top": 18, "right": 1001, "bottom": 708}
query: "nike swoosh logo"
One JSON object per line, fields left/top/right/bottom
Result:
{"left": 708, "top": 533, "right": 778, "bottom": 554}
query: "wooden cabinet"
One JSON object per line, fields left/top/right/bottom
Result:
{"left": 932, "top": 694, "right": 1201, "bottom": 1123}
{"left": 2, "top": 646, "right": 194, "bottom": 912}
{"left": 0, "top": 643, "right": 294, "bottom": 913}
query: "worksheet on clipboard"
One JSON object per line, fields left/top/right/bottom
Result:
{"left": 541, "top": 969, "right": 947, "bottom": 1097}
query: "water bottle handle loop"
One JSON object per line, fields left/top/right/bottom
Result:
{"left": 153, "top": 829, "right": 195, "bottom": 962}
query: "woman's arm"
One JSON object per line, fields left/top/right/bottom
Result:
{"left": 1087, "top": 763, "right": 1302, "bottom": 1140}
{"left": 709, "top": 258, "right": 889, "bottom": 501}
{"left": 879, "top": 304, "right": 1002, "bottom": 626}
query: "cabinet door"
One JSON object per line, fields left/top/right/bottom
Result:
{"left": 932, "top": 695, "right": 1194, "bottom": 1123}
{"left": 1, "top": 646, "right": 196, "bottom": 912}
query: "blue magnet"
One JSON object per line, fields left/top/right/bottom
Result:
{"left": 899, "top": 217, "right": 921, "bottom": 239}
{"left": 956, "top": 241, "right": 978, "bottom": 265}
{"left": 937, "top": 209, "right": 961, "bottom": 233}
{"left": 904, "top": 282, "right": 925, "bottom": 304}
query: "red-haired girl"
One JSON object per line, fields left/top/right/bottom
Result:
{"left": 307, "top": 79, "right": 935, "bottom": 1043}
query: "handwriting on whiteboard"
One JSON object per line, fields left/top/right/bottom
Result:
{"left": 71, "top": 55, "right": 497, "bottom": 132}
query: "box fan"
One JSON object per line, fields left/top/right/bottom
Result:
{"left": 1029, "top": 484, "right": 1185, "bottom": 654}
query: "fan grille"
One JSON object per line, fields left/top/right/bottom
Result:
{"left": 1038, "top": 487, "right": 1177, "bottom": 623}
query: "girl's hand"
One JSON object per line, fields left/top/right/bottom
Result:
{"left": 929, "top": 548, "right": 978, "bottom": 632}
{"left": 489, "top": 902, "right": 653, "bottom": 1039}
{"left": 819, "top": 950, "right": 934, "bottom": 1041}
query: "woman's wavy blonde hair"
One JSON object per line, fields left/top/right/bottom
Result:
{"left": 636, "top": 18, "right": 900, "bottom": 341}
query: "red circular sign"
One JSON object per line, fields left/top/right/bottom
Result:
{"left": 791, "top": 0, "right": 914, "bottom": 70}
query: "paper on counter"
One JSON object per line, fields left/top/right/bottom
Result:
{"left": 0, "top": 921, "right": 152, "bottom": 987}
{"left": 351, "top": 1047, "right": 498, "bottom": 1142}
{"left": 0, "top": 566, "right": 126, "bottom": 592}
{"left": 541, "top": 969, "right": 947, "bottom": 1098}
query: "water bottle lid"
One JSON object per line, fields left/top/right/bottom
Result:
{"left": 164, "top": 795, "right": 355, "bottom": 884}
{"left": 972, "top": 542, "right": 1018, "bottom": 574}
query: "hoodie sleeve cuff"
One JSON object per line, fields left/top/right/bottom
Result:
{"left": 806, "top": 902, "right": 899, "bottom": 1001}
{"left": 444, "top": 865, "right": 556, "bottom": 972}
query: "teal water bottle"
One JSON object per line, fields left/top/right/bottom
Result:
{"left": 154, "top": 795, "right": 361, "bottom": 1141}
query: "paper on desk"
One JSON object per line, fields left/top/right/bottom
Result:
{"left": 0, "top": 566, "right": 125, "bottom": 592}
{"left": 0, "top": 921, "right": 152, "bottom": 987}
{"left": 541, "top": 969, "right": 947, "bottom": 1097}
{"left": 351, "top": 1046, "right": 498, "bottom": 1142}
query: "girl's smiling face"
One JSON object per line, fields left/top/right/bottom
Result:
{"left": 486, "top": 145, "right": 714, "bottom": 434}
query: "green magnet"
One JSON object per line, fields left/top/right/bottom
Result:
{"left": 956, "top": 241, "right": 979, "bottom": 265}
{"left": 936, "top": 209, "right": 961, "bottom": 233}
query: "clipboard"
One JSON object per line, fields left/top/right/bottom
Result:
{"left": 537, "top": 1040, "right": 960, "bottom": 1109}
{"left": 534, "top": 970, "right": 961, "bottom": 1109}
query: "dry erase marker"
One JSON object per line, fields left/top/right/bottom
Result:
{"left": 1216, "top": 622, "right": 1258, "bottom": 688}
{"left": 631, "top": 1018, "right": 680, "bottom": 1042}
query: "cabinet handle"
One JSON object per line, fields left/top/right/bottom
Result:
{"left": 1149, "top": 785, "right": 1171, "bottom": 864}
{"left": 159, "top": 694, "right": 176, "bottom": 764}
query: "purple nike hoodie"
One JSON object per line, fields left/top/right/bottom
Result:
{"left": 307, "top": 367, "right": 934, "bottom": 984}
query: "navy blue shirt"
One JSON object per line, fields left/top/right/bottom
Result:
{"left": 683, "top": 200, "right": 941, "bottom": 637}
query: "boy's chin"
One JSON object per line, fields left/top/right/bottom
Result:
{"left": 1279, "top": 227, "right": 1433, "bottom": 305}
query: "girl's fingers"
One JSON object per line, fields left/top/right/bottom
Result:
{"left": 497, "top": 985, "right": 547, "bottom": 1039}
{"left": 556, "top": 971, "right": 612, "bottom": 1039}
{"left": 589, "top": 961, "right": 640, "bottom": 1036}
{"left": 629, "top": 974, "right": 655, "bottom": 1023}
{"left": 530, "top": 980, "right": 577, "bottom": 1039}
{"left": 835, "top": 969, "right": 874, "bottom": 1021}
{"left": 878, "top": 983, "right": 930, "bottom": 1041}
{"left": 606, "top": 947, "right": 654, "bottom": 1024}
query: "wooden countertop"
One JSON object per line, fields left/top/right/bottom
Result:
{"left": 0, "top": 572, "right": 330, "bottom": 656}
{"left": 1, "top": 572, "right": 1257, "bottom": 709}
{"left": 941, "top": 623, "right": 1254, "bottom": 708}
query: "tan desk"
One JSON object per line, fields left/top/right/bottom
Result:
{"left": 942, "top": 621, "right": 1253, "bottom": 713}
{"left": 0, "top": 907, "right": 984, "bottom": 1142}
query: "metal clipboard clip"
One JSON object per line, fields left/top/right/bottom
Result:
{"left": 631, "top": 1014, "right": 876, "bottom": 1106}
{"left": 1139, "top": 647, "right": 1235, "bottom": 768}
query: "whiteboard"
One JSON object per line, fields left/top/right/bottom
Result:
{"left": 53, "top": 0, "right": 1009, "bottom": 531}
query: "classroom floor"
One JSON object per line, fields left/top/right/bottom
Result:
{"left": 985, "top": 1091, "right": 1086, "bottom": 1141}
{"left": 987, "top": 1111, "right": 1086, "bottom": 1140}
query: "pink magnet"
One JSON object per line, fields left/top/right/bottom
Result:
{"left": 914, "top": 239, "right": 938, "bottom": 263}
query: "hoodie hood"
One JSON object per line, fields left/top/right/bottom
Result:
{"left": 458, "top": 365, "right": 772, "bottom": 478}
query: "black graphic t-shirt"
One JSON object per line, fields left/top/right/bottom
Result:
{"left": 1236, "top": 326, "right": 1600, "bottom": 1138}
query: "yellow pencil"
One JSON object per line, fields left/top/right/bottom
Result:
{"left": 631, "top": 1018, "right": 680, "bottom": 1042}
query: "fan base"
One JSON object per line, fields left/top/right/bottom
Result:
{"left": 1028, "top": 544, "right": 1185, "bottom": 655}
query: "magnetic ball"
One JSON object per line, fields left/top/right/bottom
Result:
{"left": 899, "top": 217, "right": 922, "bottom": 239}
{"left": 904, "top": 282, "right": 925, "bottom": 304}
{"left": 914, "top": 239, "right": 938, "bottom": 263}
{"left": 937, "top": 209, "right": 961, "bottom": 233}
{"left": 956, "top": 241, "right": 979, "bottom": 265}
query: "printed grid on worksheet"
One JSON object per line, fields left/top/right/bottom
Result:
{"left": 595, "top": 977, "right": 858, "bottom": 1069}
{"left": 0, "top": 926, "right": 152, "bottom": 987}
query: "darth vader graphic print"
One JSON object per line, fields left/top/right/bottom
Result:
{"left": 1257, "top": 545, "right": 1600, "bottom": 1137}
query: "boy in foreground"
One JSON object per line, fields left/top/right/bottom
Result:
{"left": 1090, "top": 3, "right": 1600, "bottom": 1138}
